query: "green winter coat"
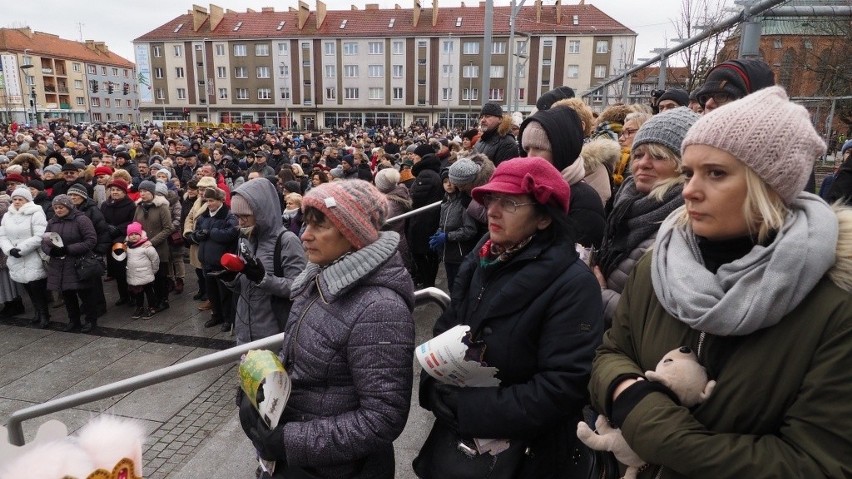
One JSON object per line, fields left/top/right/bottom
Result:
{"left": 589, "top": 252, "right": 852, "bottom": 479}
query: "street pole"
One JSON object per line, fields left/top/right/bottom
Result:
{"left": 467, "top": 61, "right": 473, "bottom": 129}
{"left": 446, "top": 34, "right": 451, "bottom": 130}
{"left": 482, "top": 0, "right": 493, "bottom": 107}
{"left": 506, "top": 0, "right": 527, "bottom": 114}
{"left": 202, "top": 38, "right": 210, "bottom": 124}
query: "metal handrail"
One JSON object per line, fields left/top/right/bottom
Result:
{"left": 5, "top": 287, "right": 450, "bottom": 446}
{"left": 384, "top": 200, "right": 441, "bottom": 225}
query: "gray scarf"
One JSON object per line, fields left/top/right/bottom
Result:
{"left": 652, "top": 193, "right": 837, "bottom": 336}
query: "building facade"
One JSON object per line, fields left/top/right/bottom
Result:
{"left": 0, "top": 28, "right": 138, "bottom": 126}
{"left": 626, "top": 66, "right": 690, "bottom": 106}
{"left": 133, "top": 1, "right": 635, "bottom": 129}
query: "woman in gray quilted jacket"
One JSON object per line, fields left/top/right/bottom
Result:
{"left": 238, "top": 179, "right": 415, "bottom": 479}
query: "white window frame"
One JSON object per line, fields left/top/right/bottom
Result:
{"left": 218, "top": 88, "right": 228, "bottom": 99}
{"left": 326, "top": 87, "right": 336, "bottom": 100}
{"left": 215, "top": 44, "right": 226, "bottom": 56}
{"left": 392, "top": 87, "right": 403, "bottom": 100}
{"left": 442, "top": 88, "right": 453, "bottom": 101}
{"left": 442, "top": 64, "right": 453, "bottom": 77}
{"left": 233, "top": 44, "right": 247, "bottom": 57}
{"left": 594, "top": 65, "right": 607, "bottom": 79}
{"left": 278, "top": 42, "right": 288, "bottom": 55}
{"left": 154, "top": 67, "right": 164, "bottom": 79}
{"left": 368, "top": 42, "right": 383, "bottom": 54}
{"left": 76, "top": 97, "right": 85, "bottom": 106}
{"left": 344, "top": 87, "right": 359, "bottom": 99}
{"left": 462, "top": 88, "right": 478, "bottom": 101}
{"left": 567, "top": 64, "right": 580, "bottom": 79}
{"left": 463, "top": 64, "right": 479, "bottom": 78}
{"left": 175, "top": 67, "right": 185, "bottom": 78}
{"left": 112, "top": 67, "right": 119, "bottom": 76}
{"left": 392, "top": 65, "right": 404, "bottom": 78}
{"left": 279, "top": 64, "right": 290, "bottom": 77}
{"left": 369, "top": 87, "right": 383, "bottom": 100}
{"left": 488, "top": 88, "right": 504, "bottom": 101}
{"left": 176, "top": 88, "right": 186, "bottom": 100}
{"left": 343, "top": 42, "right": 358, "bottom": 55}
{"left": 324, "top": 65, "right": 335, "bottom": 78}
{"left": 324, "top": 42, "right": 335, "bottom": 55}
{"left": 489, "top": 65, "right": 505, "bottom": 78}
{"left": 74, "top": 79, "right": 83, "bottom": 90}
{"left": 392, "top": 41, "right": 404, "bottom": 55}
{"left": 256, "top": 66, "right": 270, "bottom": 79}
{"left": 173, "top": 45, "right": 183, "bottom": 57}
{"left": 91, "top": 97, "right": 100, "bottom": 108}
{"left": 155, "top": 88, "right": 165, "bottom": 100}
{"left": 235, "top": 88, "right": 249, "bottom": 100}
{"left": 255, "top": 44, "right": 270, "bottom": 56}
{"left": 234, "top": 66, "right": 248, "bottom": 78}
{"left": 568, "top": 40, "right": 581, "bottom": 54}
{"left": 368, "top": 65, "right": 383, "bottom": 78}
{"left": 105, "top": 98, "right": 111, "bottom": 108}
{"left": 596, "top": 40, "right": 609, "bottom": 54}
{"left": 344, "top": 65, "right": 359, "bottom": 78}
{"left": 491, "top": 42, "right": 506, "bottom": 54}
{"left": 72, "top": 62, "right": 82, "bottom": 72}
{"left": 152, "top": 46, "right": 162, "bottom": 58}
{"left": 442, "top": 40, "right": 454, "bottom": 54}
{"left": 216, "top": 66, "right": 227, "bottom": 78}
{"left": 87, "top": 64, "right": 97, "bottom": 74}
{"left": 257, "top": 88, "right": 271, "bottom": 100}
{"left": 463, "top": 42, "right": 479, "bottom": 55}
{"left": 280, "top": 87, "right": 291, "bottom": 100}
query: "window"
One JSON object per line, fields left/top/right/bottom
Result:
{"left": 463, "top": 42, "right": 479, "bottom": 55}
{"left": 369, "top": 87, "right": 383, "bottom": 99}
{"left": 392, "top": 65, "right": 404, "bottom": 78}
{"left": 596, "top": 40, "right": 609, "bottom": 54}
{"left": 803, "top": 38, "right": 813, "bottom": 49}
{"left": 324, "top": 42, "right": 335, "bottom": 55}
{"left": 101, "top": 66, "right": 107, "bottom": 75}
{"left": 257, "top": 88, "right": 271, "bottom": 100}
{"left": 105, "top": 98, "right": 111, "bottom": 108}
{"left": 344, "top": 87, "right": 359, "bottom": 99}
{"left": 773, "top": 39, "right": 782, "bottom": 49}
{"left": 76, "top": 97, "right": 85, "bottom": 106}
{"left": 215, "top": 44, "right": 225, "bottom": 56}
{"left": 233, "top": 44, "right": 247, "bottom": 56}
{"left": 256, "top": 66, "right": 270, "bottom": 78}
{"left": 117, "top": 114, "right": 124, "bottom": 120}
{"left": 124, "top": 69, "right": 129, "bottom": 77}
{"left": 543, "top": 58, "right": 552, "bottom": 66}
{"left": 442, "top": 64, "right": 453, "bottom": 77}
{"left": 567, "top": 64, "right": 579, "bottom": 79}
{"left": 72, "top": 62, "right": 81, "bottom": 72}
{"left": 278, "top": 42, "right": 288, "bottom": 54}
{"left": 323, "top": 65, "right": 336, "bottom": 78}
{"left": 517, "top": 88, "right": 525, "bottom": 100}
{"left": 302, "top": 41, "right": 311, "bottom": 49}
{"left": 152, "top": 67, "right": 162, "bottom": 79}
{"left": 218, "top": 88, "right": 228, "bottom": 99}
{"left": 543, "top": 40, "right": 553, "bottom": 48}
{"left": 442, "top": 88, "right": 453, "bottom": 100}
{"left": 594, "top": 65, "right": 607, "bottom": 78}
{"left": 343, "top": 42, "right": 358, "bottom": 55}
{"left": 23, "top": 75, "right": 34, "bottom": 86}
{"left": 368, "top": 42, "right": 383, "bottom": 54}
{"left": 418, "top": 40, "right": 427, "bottom": 48}
{"left": 92, "top": 113, "right": 102, "bottom": 122}
{"left": 74, "top": 79, "right": 83, "bottom": 89}
{"left": 392, "top": 41, "right": 404, "bottom": 54}
{"left": 392, "top": 87, "right": 403, "bottom": 99}
{"left": 173, "top": 45, "right": 183, "bottom": 57}
{"left": 344, "top": 65, "right": 359, "bottom": 78}
{"left": 462, "top": 88, "right": 478, "bottom": 101}
{"left": 463, "top": 64, "right": 478, "bottom": 78}
{"left": 517, "top": 40, "right": 528, "bottom": 55}
{"left": 280, "top": 87, "right": 290, "bottom": 100}
{"left": 91, "top": 97, "right": 101, "bottom": 107}
{"left": 490, "top": 65, "right": 505, "bottom": 78}
{"left": 234, "top": 67, "right": 248, "bottom": 78}
{"left": 153, "top": 46, "right": 162, "bottom": 58}
{"left": 176, "top": 88, "right": 186, "bottom": 99}
{"left": 87, "top": 64, "right": 97, "bottom": 74}
{"left": 368, "top": 65, "right": 383, "bottom": 77}
{"left": 112, "top": 67, "right": 119, "bottom": 76}
{"left": 326, "top": 87, "right": 336, "bottom": 100}
{"left": 641, "top": 84, "right": 652, "bottom": 92}
{"left": 568, "top": 40, "right": 581, "bottom": 54}
{"left": 488, "top": 88, "right": 504, "bottom": 101}
{"left": 235, "top": 88, "right": 249, "bottom": 100}
{"left": 443, "top": 40, "right": 453, "bottom": 54}
{"left": 491, "top": 42, "right": 506, "bottom": 54}
{"left": 155, "top": 88, "right": 165, "bottom": 100}
{"left": 217, "top": 66, "right": 227, "bottom": 78}
{"left": 279, "top": 64, "right": 290, "bottom": 77}
{"left": 127, "top": 99, "right": 133, "bottom": 107}
{"left": 255, "top": 44, "right": 270, "bottom": 56}
{"left": 175, "top": 67, "right": 185, "bottom": 78}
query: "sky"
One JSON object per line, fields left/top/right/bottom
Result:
{"left": 2, "top": 0, "right": 722, "bottom": 66}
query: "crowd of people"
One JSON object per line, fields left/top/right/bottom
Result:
{"left": 1, "top": 57, "right": 850, "bottom": 479}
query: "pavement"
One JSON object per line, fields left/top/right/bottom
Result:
{"left": 0, "top": 269, "right": 443, "bottom": 478}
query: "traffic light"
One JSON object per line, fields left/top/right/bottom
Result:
{"left": 91, "top": 80, "right": 98, "bottom": 93}
{"left": 122, "top": 83, "right": 129, "bottom": 95}
{"left": 108, "top": 83, "right": 114, "bottom": 94}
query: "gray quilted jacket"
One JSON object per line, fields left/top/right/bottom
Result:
{"left": 276, "top": 232, "right": 415, "bottom": 478}
{"left": 601, "top": 235, "right": 655, "bottom": 326}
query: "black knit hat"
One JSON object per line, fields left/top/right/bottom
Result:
{"left": 479, "top": 102, "right": 503, "bottom": 118}
{"left": 657, "top": 88, "right": 690, "bottom": 107}
{"left": 694, "top": 59, "right": 775, "bottom": 105}
{"left": 536, "top": 86, "right": 576, "bottom": 111}
{"left": 518, "top": 106, "right": 584, "bottom": 171}
{"left": 413, "top": 143, "right": 435, "bottom": 159}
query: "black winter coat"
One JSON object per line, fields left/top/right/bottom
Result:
{"left": 195, "top": 205, "right": 239, "bottom": 272}
{"left": 567, "top": 181, "right": 606, "bottom": 248}
{"left": 474, "top": 129, "right": 520, "bottom": 166}
{"left": 100, "top": 196, "right": 136, "bottom": 242}
{"left": 827, "top": 157, "right": 852, "bottom": 204}
{"left": 419, "top": 230, "right": 604, "bottom": 479}
{"left": 406, "top": 154, "right": 443, "bottom": 255}
{"left": 76, "top": 198, "right": 112, "bottom": 255}
{"left": 42, "top": 209, "right": 97, "bottom": 291}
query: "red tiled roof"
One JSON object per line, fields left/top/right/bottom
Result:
{"left": 134, "top": 3, "right": 634, "bottom": 42}
{"left": 0, "top": 28, "right": 134, "bottom": 68}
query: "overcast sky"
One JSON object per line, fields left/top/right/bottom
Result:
{"left": 2, "top": 0, "right": 730, "bottom": 65}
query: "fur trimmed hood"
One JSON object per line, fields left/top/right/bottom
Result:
{"left": 10, "top": 152, "right": 42, "bottom": 171}
{"left": 829, "top": 204, "right": 852, "bottom": 292}
{"left": 135, "top": 195, "right": 169, "bottom": 208}
{"left": 498, "top": 114, "right": 515, "bottom": 136}
{"left": 582, "top": 137, "right": 621, "bottom": 174}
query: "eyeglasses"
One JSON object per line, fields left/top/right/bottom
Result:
{"left": 63, "top": 171, "right": 78, "bottom": 175}
{"left": 619, "top": 128, "right": 638, "bottom": 138}
{"left": 697, "top": 92, "right": 732, "bottom": 107}
{"left": 481, "top": 194, "right": 536, "bottom": 213}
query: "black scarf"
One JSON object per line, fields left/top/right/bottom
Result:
{"left": 597, "top": 177, "right": 684, "bottom": 277}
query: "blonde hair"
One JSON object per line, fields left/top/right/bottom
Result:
{"left": 285, "top": 192, "right": 303, "bottom": 206}
{"left": 631, "top": 143, "right": 684, "bottom": 201}
{"left": 553, "top": 98, "right": 595, "bottom": 137}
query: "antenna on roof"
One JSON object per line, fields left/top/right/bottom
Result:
{"left": 77, "top": 22, "right": 85, "bottom": 42}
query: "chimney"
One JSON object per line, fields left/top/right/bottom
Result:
{"left": 85, "top": 40, "right": 96, "bottom": 51}
{"left": 365, "top": 3, "right": 380, "bottom": 9}
{"left": 94, "top": 42, "right": 109, "bottom": 54}
{"left": 555, "top": 0, "right": 562, "bottom": 24}
{"left": 261, "top": 7, "right": 274, "bottom": 12}
{"left": 395, "top": 3, "right": 401, "bottom": 8}
{"left": 413, "top": 0, "right": 421, "bottom": 27}
{"left": 431, "top": 0, "right": 439, "bottom": 27}
{"left": 192, "top": 4, "right": 208, "bottom": 32}
{"left": 17, "top": 27, "right": 34, "bottom": 39}
{"left": 246, "top": 8, "right": 256, "bottom": 13}
{"left": 289, "top": 7, "right": 296, "bottom": 11}
{"left": 535, "top": 0, "right": 541, "bottom": 23}
{"left": 316, "top": 0, "right": 327, "bottom": 28}
{"left": 209, "top": 4, "right": 224, "bottom": 30}
{"left": 351, "top": 5, "right": 358, "bottom": 10}
{"left": 297, "top": 0, "right": 310, "bottom": 30}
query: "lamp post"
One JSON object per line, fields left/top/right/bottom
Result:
{"left": 467, "top": 61, "right": 474, "bottom": 130}
{"left": 19, "top": 62, "right": 34, "bottom": 126}
{"left": 202, "top": 38, "right": 210, "bottom": 124}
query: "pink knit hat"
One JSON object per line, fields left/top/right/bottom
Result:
{"left": 126, "top": 222, "right": 144, "bottom": 237}
{"left": 472, "top": 157, "right": 570, "bottom": 212}
{"left": 681, "top": 86, "right": 826, "bottom": 204}
{"left": 302, "top": 180, "right": 388, "bottom": 250}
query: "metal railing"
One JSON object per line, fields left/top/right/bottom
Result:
{"left": 5, "top": 287, "right": 451, "bottom": 446}
{"left": 384, "top": 200, "right": 441, "bottom": 225}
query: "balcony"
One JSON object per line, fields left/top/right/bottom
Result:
{"left": 60, "top": 103, "right": 71, "bottom": 109}
{"left": 41, "top": 68, "right": 53, "bottom": 75}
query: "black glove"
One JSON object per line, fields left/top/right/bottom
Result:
{"left": 107, "top": 224, "right": 119, "bottom": 237}
{"left": 242, "top": 255, "right": 265, "bottom": 283}
{"left": 9, "top": 248, "right": 21, "bottom": 258}
{"left": 426, "top": 381, "right": 460, "bottom": 431}
{"left": 194, "top": 230, "right": 210, "bottom": 242}
{"left": 239, "top": 393, "right": 287, "bottom": 462}
{"left": 49, "top": 246, "right": 68, "bottom": 257}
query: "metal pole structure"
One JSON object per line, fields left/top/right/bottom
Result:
{"left": 467, "top": 61, "right": 473, "bottom": 129}
{"left": 506, "top": 0, "right": 527, "bottom": 114}
{"left": 657, "top": 56, "right": 668, "bottom": 91}
{"left": 621, "top": 74, "right": 630, "bottom": 103}
{"left": 202, "top": 38, "right": 210, "bottom": 124}
{"left": 738, "top": 0, "right": 762, "bottom": 58}
{"left": 446, "top": 34, "right": 451, "bottom": 129}
{"left": 482, "top": 0, "right": 493, "bottom": 107}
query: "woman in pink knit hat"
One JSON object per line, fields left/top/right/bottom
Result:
{"left": 589, "top": 86, "right": 852, "bottom": 477}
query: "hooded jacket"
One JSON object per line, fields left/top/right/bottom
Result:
{"left": 474, "top": 115, "right": 520, "bottom": 165}
{"left": 0, "top": 201, "right": 48, "bottom": 283}
{"left": 407, "top": 154, "right": 443, "bottom": 255}
{"left": 229, "top": 179, "right": 307, "bottom": 345}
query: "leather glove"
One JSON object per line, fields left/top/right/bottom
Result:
{"left": 239, "top": 393, "right": 286, "bottom": 462}
{"left": 428, "top": 231, "right": 447, "bottom": 252}
{"left": 242, "top": 255, "right": 265, "bottom": 283}
{"left": 9, "top": 248, "right": 21, "bottom": 258}
{"left": 49, "top": 246, "right": 68, "bottom": 257}
{"left": 426, "top": 381, "right": 460, "bottom": 431}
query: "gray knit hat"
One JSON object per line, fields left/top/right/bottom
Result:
{"left": 67, "top": 183, "right": 89, "bottom": 200}
{"left": 374, "top": 168, "right": 400, "bottom": 193}
{"left": 449, "top": 158, "right": 481, "bottom": 185}
{"left": 138, "top": 180, "right": 157, "bottom": 195}
{"left": 44, "top": 164, "right": 62, "bottom": 176}
{"left": 51, "top": 194, "right": 74, "bottom": 210}
{"left": 154, "top": 182, "right": 168, "bottom": 196}
{"left": 0, "top": 155, "right": 9, "bottom": 164}
{"left": 632, "top": 106, "right": 700, "bottom": 156}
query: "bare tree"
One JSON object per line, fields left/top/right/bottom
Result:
{"left": 670, "top": 0, "right": 731, "bottom": 92}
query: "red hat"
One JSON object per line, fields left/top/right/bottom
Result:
{"left": 107, "top": 178, "right": 129, "bottom": 192}
{"left": 472, "top": 157, "right": 570, "bottom": 213}
{"left": 95, "top": 166, "right": 114, "bottom": 177}
{"left": 4, "top": 173, "right": 26, "bottom": 184}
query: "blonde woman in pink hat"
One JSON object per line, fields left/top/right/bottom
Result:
{"left": 589, "top": 86, "right": 852, "bottom": 477}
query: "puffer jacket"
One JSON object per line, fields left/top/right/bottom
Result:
{"left": 276, "top": 232, "right": 414, "bottom": 479}
{"left": 100, "top": 195, "right": 136, "bottom": 242}
{"left": 0, "top": 201, "right": 48, "bottom": 283}
{"left": 76, "top": 197, "right": 112, "bottom": 255}
{"left": 195, "top": 205, "right": 238, "bottom": 272}
{"left": 601, "top": 236, "right": 654, "bottom": 326}
{"left": 407, "top": 154, "right": 443, "bottom": 255}
{"left": 438, "top": 192, "right": 479, "bottom": 265}
{"left": 42, "top": 209, "right": 97, "bottom": 291}
{"left": 133, "top": 195, "right": 173, "bottom": 262}
{"left": 228, "top": 179, "right": 307, "bottom": 345}
{"left": 125, "top": 241, "right": 159, "bottom": 286}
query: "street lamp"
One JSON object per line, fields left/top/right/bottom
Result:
{"left": 19, "top": 62, "right": 34, "bottom": 127}
{"left": 467, "top": 61, "right": 474, "bottom": 130}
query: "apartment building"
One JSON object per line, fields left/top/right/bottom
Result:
{"left": 133, "top": 1, "right": 635, "bottom": 129}
{"left": 0, "top": 28, "right": 138, "bottom": 125}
